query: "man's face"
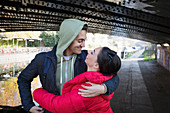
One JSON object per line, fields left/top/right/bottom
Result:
{"left": 66, "top": 30, "right": 87, "bottom": 55}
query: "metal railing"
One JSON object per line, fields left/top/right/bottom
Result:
{"left": 0, "top": 47, "right": 52, "bottom": 55}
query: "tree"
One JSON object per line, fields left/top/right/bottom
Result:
{"left": 39, "top": 31, "right": 59, "bottom": 47}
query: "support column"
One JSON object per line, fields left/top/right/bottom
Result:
{"left": 25, "top": 39, "right": 27, "bottom": 47}
{"left": 154, "top": 44, "right": 157, "bottom": 60}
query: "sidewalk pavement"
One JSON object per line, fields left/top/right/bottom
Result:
{"left": 111, "top": 60, "right": 154, "bottom": 113}
{"left": 128, "top": 49, "right": 144, "bottom": 60}
{"left": 110, "top": 52, "right": 170, "bottom": 113}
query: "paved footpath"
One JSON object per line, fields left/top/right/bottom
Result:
{"left": 110, "top": 50, "right": 170, "bottom": 113}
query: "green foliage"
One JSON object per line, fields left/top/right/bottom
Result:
{"left": 39, "top": 31, "right": 59, "bottom": 47}
{"left": 144, "top": 57, "right": 155, "bottom": 61}
{"left": 27, "top": 40, "right": 39, "bottom": 47}
{"left": 0, "top": 40, "right": 1, "bottom": 46}
{"left": 33, "top": 40, "right": 40, "bottom": 47}
{"left": 0, "top": 39, "right": 13, "bottom": 47}
{"left": 142, "top": 50, "right": 156, "bottom": 61}
{"left": 125, "top": 51, "right": 136, "bottom": 59}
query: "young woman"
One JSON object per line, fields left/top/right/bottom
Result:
{"left": 33, "top": 47, "right": 121, "bottom": 113}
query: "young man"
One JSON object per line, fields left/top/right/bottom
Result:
{"left": 17, "top": 19, "right": 119, "bottom": 113}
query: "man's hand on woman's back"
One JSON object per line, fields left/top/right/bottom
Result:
{"left": 78, "top": 82, "right": 105, "bottom": 97}
{"left": 29, "top": 106, "right": 44, "bottom": 113}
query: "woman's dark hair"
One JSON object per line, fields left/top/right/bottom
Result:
{"left": 97, "top": 47, "right": 121, "bottom": 76}
{"left": 82, "top": 24, "right": 88, "bottom": 31}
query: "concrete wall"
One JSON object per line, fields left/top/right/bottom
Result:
{"left": 157, "top": 46, "right": 170, "bottom": 71}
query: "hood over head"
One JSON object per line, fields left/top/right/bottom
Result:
{"left": 56, "top": 19, "right": 87, "bottom": 58}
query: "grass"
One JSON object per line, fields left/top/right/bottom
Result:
{"left": 124, "top": 51, "right": 136, "bottom": 59}
{"left": 142, "top": 50, "right": 156, "bottom": 61}
{"left": 144, "top": 57, "right": 155, "bottom": 61}
{"left": 126, "top": 51, "right": 136, "bottom": 58}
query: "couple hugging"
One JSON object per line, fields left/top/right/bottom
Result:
{"left": 18, "top": 19, "right": 121, "bottom": 113}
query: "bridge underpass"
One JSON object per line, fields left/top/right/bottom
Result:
{"left": 111, "top": 50, "right": 170, "bottom": 113}
{"left": 0, "top": 0, "right": 170, "bottom": 113}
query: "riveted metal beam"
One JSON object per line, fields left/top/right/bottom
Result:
{"left": 0, "top": 0, "right": 170, "bottom": 44}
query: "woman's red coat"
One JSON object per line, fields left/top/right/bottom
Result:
{"left": 33, "top": 71, "right": 114, "bottom": 113}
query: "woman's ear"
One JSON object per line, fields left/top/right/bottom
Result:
{"left": 93, "top": 63, "right": 100, "bottom": 71}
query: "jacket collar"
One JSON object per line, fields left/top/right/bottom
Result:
{"left": 47, "top": 44, "right": 57, "bottom": 59}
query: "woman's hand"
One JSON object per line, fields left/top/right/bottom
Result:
{"left": 78, "top": 82, "right": 105, "bottom": 97}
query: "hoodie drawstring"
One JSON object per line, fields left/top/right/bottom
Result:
{"left": 60, "top": 57, "right": 63, "bottom": 85}
{"left": 71, "top": 56, "right": 74, "bottom": 79}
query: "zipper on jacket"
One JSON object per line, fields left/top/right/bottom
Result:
{"left": 42, "top": 73, "right": 47, "bottom": 79}
{"left": 48, "top": 56, "right": 57, "bottom": 89}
